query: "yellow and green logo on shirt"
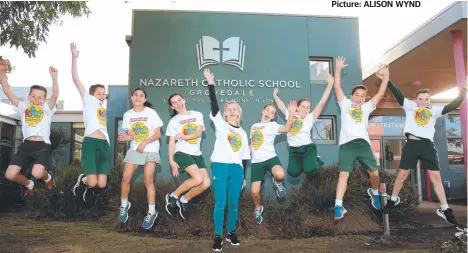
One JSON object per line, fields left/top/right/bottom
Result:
{"left": 289, "top": 119, "right": 303, "bottom": 135}
{"left": 227, "top": 133, "right": 242, "bottom": 152}
{"left": 182, "top": 123, "right": 198, "bottom": 144}
{"left": 251, "top": 130, "right": 264, "bottom": 149}
{"left": 97, "top": 107, "right": 107, "bottom": 126}
{"left": 349, "top": 108, "right": 363, "bottom": 122}
{"left": 132, "top": 122, "right": 149, "bottom": 142}
{"left": 24, "top": 104, "right": 44, "bottom": 125}
{"left": 414, "top": 108, "right": 432, "bottom": 126}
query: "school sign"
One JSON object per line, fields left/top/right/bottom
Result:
{"left": 126, "top": 10, "right": 363, "bottom": 195}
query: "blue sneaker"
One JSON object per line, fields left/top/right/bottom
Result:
{"left": 119, "top": 202, "right": 131, "bottom": 224}
{"left": 272, "top": 178, "right": 286, "bottom": 198}
{"left": 141, "top": 211, "right": 158, "bottom": 230}
{"left": 367, "top": 188, "right": 382, "bottom": 209}
{"left": 254, "top": 206, "right": 264, "bottom": 224}
{"left": 165, "top": 194, "right": 178, "bottom": 215}
{"left": 334, "top": 205, "right": 347, "bottom": 221}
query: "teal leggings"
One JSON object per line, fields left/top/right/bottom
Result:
{"left": 212, "top": 162, "right": 244, "bottom": 236}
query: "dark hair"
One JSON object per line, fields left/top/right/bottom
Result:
{"left": 89, "top": 84, "right": 105, "bottom": 95}
{"left": 29, "top": 85, "right": 47, "bottom": 97}
{"left": 351, "top": 85, "right": 367, "bottom": 95}
{"left": 168, "top": 93, "right": 185, "bottom": 117}
{"left": 263, "top": 104, "right": 277, "bottom": 121}
{"left": 132, "top": 88, "right": 154, "bottom": 109}
{"left": 415, "top": 89, "right": 430, "bottom": 98}
{"left": 297, "top": 98, "right": 310, "bottom": 107}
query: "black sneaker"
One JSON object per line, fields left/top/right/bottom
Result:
{"left": 73, "top": 174, "right": 86, "bottom": 197}
{"left": 165, "top": 194, "right": 178, "bottom": 215}
{"left": 212, "top": 235, "right": 223, "bottom": 251}
{"left": 383, "top": 197, "right": 400, "bottom": 214}
{"left": 177, "top": 199, "right": 189, "bottom": 219}
{"left": 83, "top": 187, "right": 94, "bottom": 203}
{"left": 226, "top": 231, "right": 240, "bottom": 246}
{"left": 437, "top": 208, "right": 459, "bottom": 225}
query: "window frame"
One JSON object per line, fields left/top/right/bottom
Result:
{"left": 309, "top": 57, "right": 333, "bottom": 85}
{"left": 70, "top": 126, "right": 85, "bottom": 164}
{"left": 445, "top": 113, "right": 464, "bottom": 168}
{"left": 311, "top": 115, "right": 337, "bottom": 145}
{"left": 115, "top": 117, "right": 128, "bottom": 165}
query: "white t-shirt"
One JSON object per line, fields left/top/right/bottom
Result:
{"left": 209, "top": 112, "right": 250, "bottom": 166}
{"left": 166, "top": 111, "right": 205, "bottom": 156}
{"left": 284, "top": 111, "right": 314, "bottom": 147}
{"left": 338, "top": 98, "right": 375, "bottom": 145}
{"left": 402, "top": 98, "right": 444, "bottom": 141}
{"left": 250, "top": 121, "right": 281, "bottom": 163}
{"left": 17, "top": 100, "right": 56, "bottom": 144}
{"left": 122, "top": 107, "right": 164, "bottom": 153}
{"left": 82, "top": 93, "right": 109, "bottom": 143}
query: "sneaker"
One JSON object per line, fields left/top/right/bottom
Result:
{"left": 119, "top": 202, "right": 131, "bottom": 224}
{"left": 334, "top": 205, "right": 347, "bottom": 221}
{"left": 83, "top": 187, "right": 94, "bottom": 203}
{"left": 24, "top": 189, "right": 34, "bottom": 197}
{"left": 45, "top": 177, "right": 55, "bottom": 190}
{"left": 165, "top": 194, "right": 178, "bottom": 216}
{"left": 383, "top": 197, "right": 400, "bottom": 214}
{"left": 177, "top": 199, "right": 189, "bottom": 219}
{"left": 367, "top": 188, "right": 382, "bottom": 209}
{"left": 254, "top": 206, "right": 264, "bottom": 224}
{"left": 212, "top": 235, "right": 223, "bottom": 251}
{"left": 73, "top": 174, "right": 86, "bottom": 197}
{"left": 437, "top": 208, "right": 458, "bottom": 225}
{"left": 141, "top": 211, "right": 158, "bottom": 230}
{"left": 226, "top": 231, "right": 240, "bottom": 246}
{"left": 272, "top": 178, "right": 286, "bottom": 198}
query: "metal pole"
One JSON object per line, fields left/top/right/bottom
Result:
{"left": 380, "top": 183, "right": 390, "bottom": 236}
{"left": 416, "top": 161, "right": 422, "bottom": 202}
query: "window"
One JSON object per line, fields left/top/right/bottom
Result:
{"left": 445, "top": 114, "right": 464, "bottom": 167}
{"left": 115, "top": 118, "right": 128, "bottom": 165}
{"left": 0, "top": 122, "right": 15, "bottom": 171}
{"left": 72, "top": 128, "right": 85, "bottom": 163}
{"left": 309, "top": 57, "right": 332, "bottom": 85}
{"left": 312, "top": 116, "right": 336, "bottom": 144}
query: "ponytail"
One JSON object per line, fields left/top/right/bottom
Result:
{"left": 144, "top": 101, "right": 154, "bottom": 109}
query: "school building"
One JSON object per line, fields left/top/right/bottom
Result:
{"left": 0, "top": 2, "right": 466, "bottom": 200}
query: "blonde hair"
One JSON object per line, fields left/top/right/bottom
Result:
{"left": 223, "top": 100, "right": 242, "bottom": 126}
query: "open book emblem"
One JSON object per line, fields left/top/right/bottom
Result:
{"left": 196, "top": 36, "right": 246, "bottom": 71}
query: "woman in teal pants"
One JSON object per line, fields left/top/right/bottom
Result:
{"left": 204, "top": 68, "right": 250, "bottom": 252}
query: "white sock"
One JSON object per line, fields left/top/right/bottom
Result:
{"left": 148, "top": 204, "right": 156, "bottom": 214}
{"left": 255, "top": 207, "right": 260, "bottom": 211}
{"left": 26, "top": 180, "right": 34, "bottom": 190}
{"left": 441, "top": 204, "right": 449, "bottom": 211}
{"left": 170, "top": 192, "right": 178, "bottom": 199}
{"left": 391, "top": 196, "right": 398, "bottom": 201}
{"left": 44, "top": 173, "right": 52, "bottom": 183}
{"left": 371, "top": 189, "right": 379, "bottom": 195}
{"left": 180, "top": 196, "right": 188, "bottom": 203}
{"left": 335, "top": 199, "right": 343, "bottom": 206}
{"left": 121, "top": 198, "right": 128, "bottom": 208}
{"left": 82, "top": 176, "right": 87, "bottom": 185}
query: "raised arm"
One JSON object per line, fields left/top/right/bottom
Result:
{"left": 278, "top": 101, "right": 297, "bottom": 133}
{"left": 0, "top": 61, "right": 20, "bottom": 106}
{"left": 70, "top": 43, "right": 86, "bottom": 98}
{"left": 204, "top": 68, "right": 219, "bottom": 116}
{"left": 273, "top": 88, "right": 287, "bottom": 116}
{"left": 312, "top": 73, "right": 334, "bottom": 120}
{"left": 441, "top": 83, "right": 467, "bottom": 115}
{"left": 48, "top": 66, "right": 59, "bottom": 109}
{"left": 334, "top": 56, "right": 348, "bottom": 103}
{"left": 370, "top": 64, "right": 390, "bottom": 107}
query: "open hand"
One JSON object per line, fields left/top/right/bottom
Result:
{"left": 170, "top": 161, "right": 180, "bottom": 177}
{"left": 70, "top": 43, "right": 79, "bottom": 58}
{"left": 325, "top": 73, "right": 334, "bottom": 86}
{"left": 287, "top": 100, "right": 297, "bottom": 115}
{"left": 204, "top": 68, "right": 214, "bottom": 84}
{"left": 375, "top": 64, "right": 389, "bottom": 80}
{"left": 136, "top": 142, "right": 146, "bottom": 153}
{"left": 336, "top": 56, "right": 349, "bottom": 69}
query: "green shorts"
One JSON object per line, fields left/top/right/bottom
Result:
{"left": 251, "top": 156, "right": 282, "bottom": 182}
{"left": 287, "top": 143, "right": 319, "bottom": 177}
{"left": 400, "top": 139, "right": 440, "bottom": 171}
{"left": 81, "top": 137, "right": 110, "bottom": 175}
{"left": 339, "top": 139, "right": 377, "bottom": 173}
{"left": 174, "top": 152, "right": 207, "bottom": 173}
